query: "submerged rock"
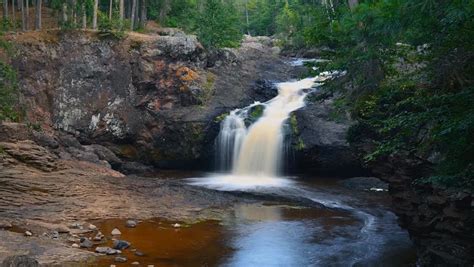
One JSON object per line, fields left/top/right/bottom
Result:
{"left": 114, "top": 256, "right": 127, "bottom": 263}
{"left": 95, "top": 247, "right": 120, "bottom": 255}
{"left": 125, "top": 220, "right": 137, "bottom": 228}
{"left": 113, "top": 240, "right": 131, "bottom": 250}
{"left": 340, "top": 177, "right": 388, "bottom": 191}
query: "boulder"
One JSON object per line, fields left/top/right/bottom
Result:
{"left": 290, "top": 99, "right": 365, "bottom": 176}
{"left": 113, "top": 240, "right": 130, "bottom": 250}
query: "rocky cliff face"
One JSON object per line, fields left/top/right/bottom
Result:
{"left": 366, "top": 150, "right": 474, "bottom": 266}
{"left": 10, "top": 31, "right": 294, "bottom": 172}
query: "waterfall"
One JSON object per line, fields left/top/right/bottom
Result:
{"left": 216, "top": 72, "right": 340, "bottom": 178}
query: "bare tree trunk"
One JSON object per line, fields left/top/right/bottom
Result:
{"left": 3, "top": 0, "right": 8, "bottom": 20}
{"left": 25, "top": 0, "right": 28, "bottom": 29}
{"left": 81, "top": 2, "right": 86, "bottom": 29}
{"left": 130, "top": 0, "right": 136, "bottom": 30}
{"left": 61, "top": 2, "right": 67, "bottom": 25}
{"left": 348, "top": 0, "right": 358, "bottom": 10}
{"left": 158, "top": 0, "right": 169, "bottom": 24}
{"left": 108, "top": 0, "right": 112, "bottom": 19}
{"left": 245, "top": 0, "right": 250, "bottom": 35}
{"left": 34, "top": 0, "right": 40, "bottom": 30}
{"left": 11, "top": 0, "right": 15, "bottom": 30}
{"left": 119, "top": 0, "right": 123, "bottom": 20}
{"left": 72, "top": 0, "right": 77, "bottom": 25}
{"left": 92, "top": 0, "right": 98, "bottom": 29}
{"left": 139, "top": 0, "right": 145, "bottom": 28}
{"left": 20, "top": 0, "right": 26, "bottom": 30}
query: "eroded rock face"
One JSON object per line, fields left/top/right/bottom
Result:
{"left": 12, "top": 31, "right": 292, "bottom": 170}
{"left": 290, "top": 97, "right": 365, "bottom": 176}
{"left": 368, "top": 154, "right": 474, "bottom": 266}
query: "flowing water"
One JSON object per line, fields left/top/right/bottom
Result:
{"left": 183, "top": 61, "right": 415, "bottom": 266}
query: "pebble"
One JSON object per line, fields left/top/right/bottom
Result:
{"left": 93, "top": 231, "right": 104, "bottom": 241}
{"left": 95, "top": 247, "right": 110, "bottom": 254}
{"left": 88, "top": 224, "right": 97, "bottom": 231}
{"left": 111, "top": 228, "right": 121, "bottom": 235}
{"left": 71, "top": 243, "right": 80, "bottom": 248}
{"left": 114, "top": 256, "right": 127, "bottom": 263}
{"left": 125, "top": 220, "right": 137, "bottom": 228}
{"left": 134, "top": 251, "right": 145, "bottom": 257}
{"left": 113, "top": 240, "right": 131, "bottom": 250}
{"left": 172, "top": 223, "right": 181, "bottom": 228}
{"left": 25, "top": 231, "right": 33, "bottom": 236}
{"left": 106, "top": 249, "right": 120, "bottom": 255}
{"left": 131, "top": 262, "right": 140, "bottom": 265}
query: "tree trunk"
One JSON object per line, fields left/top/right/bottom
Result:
{"left": 158, "top": 0, "right": 169, "bottom": 24}
{"left": 245, "top": 0, "right": 250, "bottom": 35}
{"left": 130, "top": 0, "right": 136, "bottom": 30}
{"left": 11, "top": 0, "right": 15, "bottom": 30}
{"left": 92, "top": 0, "right": 98, "bottom": 29}
{"left": 108, "top": 0, "right": 112, "bottom": 20}
{"left": 3, "top": 0, "right": 8, "bottom": 20}
{"left": 34, "top": 0, "right": 40, "bottom": 30}
{"left": 139, "top": 0, "right": 145, "bottom": 28}
{"left": 25, "top": 0, "right": 28, "bottom": 29}
{"left": 20, "top": 0, "right": 25, "bottom": 30}
{"left": 348, "top": 0, "right": 358, "bottom": 10}
{"left": 119, "top": 0, "right": 123, "bottom": 20}
{"left": 61, "top": 2, "right": 67, "bottom": 25}
{"left": 81, "top": 2, "right": 86, "bottom": 29}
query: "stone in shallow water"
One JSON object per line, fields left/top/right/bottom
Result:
{"left": 131, "top": 262, "right": 140, "bottom": 265}
{"left": 134, "top": 250, "right": 145, "bottom": 257}
{"left": 125, "top": 220, "right": 137, "bottom": 228}
{"left": 24, "top": 231, "right": 32, "bottom": 236}
{"left": 93, "top": 231, "right": 104, "bottom": 241}
{"left": 115, "top": 256, "right": 127, "bottom": 263}
{"left": 113, "top": 240, "right": 131, "bottom": 250}
{"left": 111, "top": 228, "right": 121, "bottom": 235}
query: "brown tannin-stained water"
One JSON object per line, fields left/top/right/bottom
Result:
{"left": 85, "top": 175, "right": 415, "bottom": 267}
{"left": 92, "top": 219, "right": 231, "bottom": 266}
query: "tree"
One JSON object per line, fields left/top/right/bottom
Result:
{"left": 139, "top": 0, "right": 146, "bottom": 28}
{"left": 130, "top": 0, "right": 136, "bottom": 30}
{"left": 197, "top": 0, "right": 242, "bottom": 48}
{"left": 3, "top": 0, "right": 8, "bottom": 20}
{"left": 92, "top": 0, "right": 98, "bottom": 29}
{"left": 348, "top": 0, "right": 357, "bottom": 10}
{"left": 81, "top": 1, "right": 86, "bottom": 29}
{"left": 25, "top": 0, "right": 28, "bottom": 29}
{"left": 34, "top": 0, "right": 40, "bottom": 30}
{"left": 20, "top": 0, "right": 26, "bottom": 30}
{"left": 108, "top": 0, "right": 112, "bottom": 19}
{"left": 119, "top": 0, "right": 124, "bottom": 20}
{"left": 11, "top": 0, "right": 15, "bottom": 31}
{"left": 158, "top": 0, "right": 169, "bottom": 24}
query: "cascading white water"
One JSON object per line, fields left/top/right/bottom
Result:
{"left": 190, "top": 69, "right": 343, "bottom": 190}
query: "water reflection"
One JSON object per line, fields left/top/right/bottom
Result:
{"left": 223, "top": 204, "right": 415, "bottom": 267}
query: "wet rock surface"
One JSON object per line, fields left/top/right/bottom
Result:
{"left": 291, "top": 98, "right": 364, "bottom": 176}
{"left": 11, "top": 31, "right": 294, "bottom": 171}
